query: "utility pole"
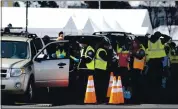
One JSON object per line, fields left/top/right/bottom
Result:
{"left": 26, "top": 1, "right": 28, "bottom": 35}
{"left": 99, "top": 1, "right": 101, "bottom": 9}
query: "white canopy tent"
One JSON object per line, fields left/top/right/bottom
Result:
{"left": 100, "top": 17, "right": 113, "bottom": 31}
{"left": 104, "top": 16, "right": 125, "bottom": 32}
{"left": 63, "top": 16, "right": 78, "bottom": 35}
{"left": 82, "top": 18, "right": 100, "bottom": 35}
{"left": 128, "top": 27, "right": 149, "bottom": 36}
{"left": 2, "top": 7, "right": 153, "bottom": 37}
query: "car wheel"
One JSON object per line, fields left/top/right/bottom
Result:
{"left": 24, "top": 79, "right": 35, "bottom": 103}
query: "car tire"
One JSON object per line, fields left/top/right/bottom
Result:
{"left": 24, "top": 79, "right": 35, "bottom": 103}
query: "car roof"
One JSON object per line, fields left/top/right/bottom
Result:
{"left": 65, "top": 35, "right": 103, "bottom": 37}
{"left": 1, "top": 35, "right": 30, "bottom": 42}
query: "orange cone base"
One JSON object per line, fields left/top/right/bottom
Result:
{"left": 84, "top": 92, "right": 97, "bottom": 104}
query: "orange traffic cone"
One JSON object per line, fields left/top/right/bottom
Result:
{"left": 109, "top": 76, "right": 118, "bottom": 104}
{"left": 117, "top": 76, "right": 124, "bottom": 104}
{"left": 107, "top": 72, "right": 114, "bottom": 97}
{"left": 84, "top": 75, "right": 97, "bottom": 104}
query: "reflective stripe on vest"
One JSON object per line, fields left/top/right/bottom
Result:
{"left": 141, "top": 44, "right": 145, "bottom": 51}
{"left": 117, "top": 44, "right": 122, "bottom": 53}
{"left": 133, "top": 56, "right": 145, "bottom": 70}
{"left": 56, "top": 49, "right": 66, "bottom": 57}
{"left": 148, "top": 39, "right": 166, "bottom": 59}
{"left": 95, "top": 48, "right": 107, "bottom": 70}
{"left": 85, "top": 46, "right": 95, "bottom": 70}
{"left": 78, "top": 46, "right": 95, "bottom": 70}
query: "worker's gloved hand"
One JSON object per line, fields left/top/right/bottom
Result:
{"left": 59, "top": 54, "right": 65, "bottom": 58}
{"left": 51, "top": 53, "right": 57, "bottom": 58}
{"left": 74, "top": 58, "right": 79, "bottom": 63}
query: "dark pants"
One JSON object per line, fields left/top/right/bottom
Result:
{"left": 116, "top": 67, "right": 130, "bottom": 87}
{"left": 146, "top": 58, "right": 163, "bottom": 103}
{"left": 94, "top": 69, "right": 110, "bottom": 103}
{"left": 131, "top": 69, "right": 143, "bottom": 103}
{"left": 76, "top": 69, "right": 94, "bottom": 103}
{"left": 169, "top": 63, "right": 178, "bottom": 103}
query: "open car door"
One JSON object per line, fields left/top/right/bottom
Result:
{"left": 33, "top": 40, "right": 70, "bottom": 87}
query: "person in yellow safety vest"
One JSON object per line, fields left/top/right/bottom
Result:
{"left": 129, "top": 39, "right": 146, "bottom": 104}
{"left": 146, "top": 31, "right": 171, "bottom": 103}
{"left": 51, "top": 42, "right": 68, "bottom": 59}
{"left": 76, "top": 37, "right": 95, "bottom": 104}
{"left": 94, "top": 40, "right": 110, "bottom": 103}
{"left": 55, "top": 32, "right": 79, "bottom": 62}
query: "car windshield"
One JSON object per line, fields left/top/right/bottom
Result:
{"left": 1, "top": 41, "right": 29, "bottom": 59}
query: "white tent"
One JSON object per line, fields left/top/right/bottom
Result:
{"left": 141, "top": 10, "right": 153, "bottom": 34}
{"left": 63, "top": 16, "right": 78, "bottom": 35}
{"left": 82, "top": 18, "right": 100, "bottom": 35}
{"left": 101, "top": 17, "right": 113, "bottom": 31}
{"left": 103, "top": 9, "right": 152, "bottom": 34}
{"left": 127, "top": 27, "right": 149, "bottom": 36}
{"left": 2, "top": 7, "right": 153, "bottom": 37}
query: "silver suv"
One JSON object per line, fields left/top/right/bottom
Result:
{"left": 1, "top": 32, "right": 70, "bottom": 102}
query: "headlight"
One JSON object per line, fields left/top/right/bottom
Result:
{"left": 10, "top": 68, "right": 25, "bottom": 77}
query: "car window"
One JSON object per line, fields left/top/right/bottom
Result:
{"left": 30, "top": 41, "right": 37, "bottom": 58}
{"left": 36, "top": 42, "right": 70, "bottom": 60}
{"left": 34, "top": 38, "right": 43, "bottom": 52}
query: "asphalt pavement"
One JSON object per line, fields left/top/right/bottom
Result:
{"left": 2, "top": 104, "right": 178, "bottom": 108}
{"left": 2, "top": 86, "right": 178, "bottom": 108}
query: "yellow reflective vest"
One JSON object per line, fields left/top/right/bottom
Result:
{"left": 95, "top": 48, "right": 107, "bottom": 70}
{"left": 78, "top": 46, "right": 95, "bottom": 70}
{"left": 147, "top": 39, "right": 166, "bottom": 59}
{"left": 56, "top": 49, "right": 66, "bottom": 57}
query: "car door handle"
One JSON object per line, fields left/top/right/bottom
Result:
{"left": 59, "top": 66, "right": 64, "bottom": 68}
{"left": 58, "top": 63, "right": 66, "bottom": 66}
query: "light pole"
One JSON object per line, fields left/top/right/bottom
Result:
{"left": 99, "top": 0, "right": 101, "bottom": 9}
{"left": 26, "top": 1, "right": 28, "bottom": 35}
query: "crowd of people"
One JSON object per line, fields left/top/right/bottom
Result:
{"left": 44, "top": 31, "right": 178, "bottom": 104}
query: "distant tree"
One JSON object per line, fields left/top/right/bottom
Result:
{"left": 13, "top": 2, "right": 20, "bottom": 7}
{"left": 138, "top": 1, "right": 177, "bottom": 29}
{"left": 101, "top": 1, "right": 131, "bottom": 9}
{"left": 48, "top": 1, "right": 59, "bottom": 8}
{"left": 37, "top": 1, "right": 58, "bottom": 8}
{"left": 38, "top": 1, "right": 48, "bottom": 7}
{"left": 85, "top": 1, "right": 98, "bottom": 9}
{"left": 85, "top": 1, "right": 131, "bottom": 9}
{"left": 175, "top": 1, "right": 178, "bottom": 6}
{"left": 138, "top": 2, "right": 159, "bottom": 28}
{"left": 164, "top": 6, "right": 177, "bottom": 34}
